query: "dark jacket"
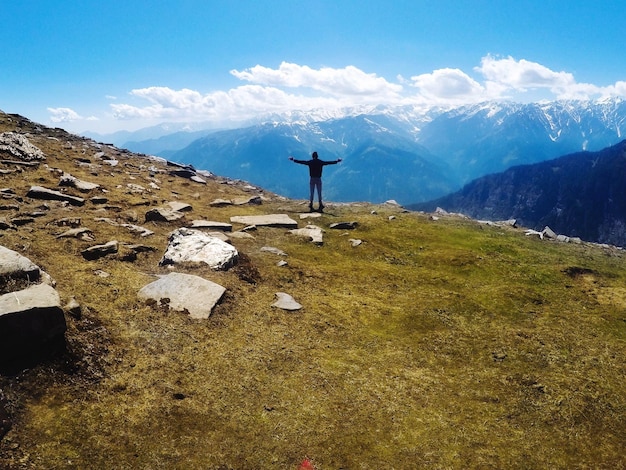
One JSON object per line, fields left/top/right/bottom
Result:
{"left": 292, "top": 158, "right": 340, "bottom": 178}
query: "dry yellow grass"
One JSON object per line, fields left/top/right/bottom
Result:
{"left": 0, "top": 112, "right": 624, "bottom": 469}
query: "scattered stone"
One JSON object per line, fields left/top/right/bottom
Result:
{"left": 349, "top": 239, "right": 363, "bottom": 247}
{"left": 64, "top": 297, "right": 82, "bottom": 319}
{"left": 94, "top": 217, "right": 154, "bottom": 237}
{"left": 138, "top": 272, "right": 226, "bottom": 319}
{"left": 90, "top": 196, "right": 108, "bottom": 204}
{"left": 300, "top": 212, "right": 322, "bottom": 219}
{"left": 384, "top": 200, "right": 401, "bottom": 207}
{"left": 543, "top": 226, "right": 558, "bottom": 240}
{"left": 56, "top": 227, "right": 95, "bottom": 241}
{"left": 159, "top": 228, "right": 238, "bottom": 270}
{"left": 94, "top": 270, "right": 110, "bottom": 278}
{"left": 0, "top": 218, "right": 14, "bottom": 230}
{"left": 190, "top": 220, "right": 233, "bottom": 232}
{"left": 81, "top": 240, "right": 119, "bottom": 260}
{"left": 10, "top": 216, "right": 34, "bottom": 227}
{"left": 26, "top": 185, "right": 85, "bottom": 206}
{"left": 388, "top": 215, "right": 396, "bottom": 221}
{"left": 227, "top": 231, "right": 255, "bottom": 240}
{"left": 0, "top": 283, "right": 67, "bottom": 374}
{"left": 277, "top": 260, "right": 288, "bottom": 267}
{"left": 58, "top": 172, "right": 100, "bottom": 192}
{"left": 230, "top": 214, "right": 298, "bottom": 229}
{"left": 233, "top": 195, "right": 262, "bottom": 205}
{"left": 261, "top": 246, "right": 287, "bottom": 256}
{"left": 330, "top": 221, "right": 358, "bottom": 230}
{"left": 0, "top": 245, "right": 41, "bottom": 282}
{"left": 145, "top": 207, "right": 185, "bottom": 222}
{"left": 271, "top": 292, "right": 302, "bottom": 311}
{"left": 289, "top": 225, "right": 324, "bottom": 245}
{"left": 53, "top": 217, "right": 81, "bottom": 227}
{"left": 209, "top": 198, "right": 233, "bottom": 207}
{"left": 0, "top": 203, "right": 19, "bottom": 211}
{"left": 126, "top": 183, "right": 145, "bottom": 193}
{"left": 166, "top": 201, "right": 193, "bottom": 212}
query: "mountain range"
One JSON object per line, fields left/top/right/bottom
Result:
{"left": 411, "top": 140, "right": 626, "bottom": 246}
{"left": 89, "top": 98, "right": 626, "bottom": 206}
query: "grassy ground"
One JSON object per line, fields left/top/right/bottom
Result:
{"left": 0, "top": 113, "right": 625, "bottom": 469}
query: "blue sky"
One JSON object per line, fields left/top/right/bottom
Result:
{"left": 2, "top": 0, "right": 626, "bottom": 134}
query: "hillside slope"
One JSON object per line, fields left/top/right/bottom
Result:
{"left": 0, "top": 112, "right": 624, "bottom": 469}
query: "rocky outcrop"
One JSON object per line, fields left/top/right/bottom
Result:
{"left": 159, "top": 228, "right": 238, "bottom": 270}
{"left": 0, "top": 132, "right": 45, "bottom": 162}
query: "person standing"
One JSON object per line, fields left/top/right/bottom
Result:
{"left": 289, "top": 151, "right": 342, "bottom": 212}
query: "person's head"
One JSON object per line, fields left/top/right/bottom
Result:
{"left": 312, "top": 151, "right": 318, "bottom": 159}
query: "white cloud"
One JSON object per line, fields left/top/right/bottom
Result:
{"left": 231, "top": 62, "right": 403, "bottom": 98}
{"left": 47, "top": 107, "right": 83, "bottom": 123}
{"left": 409, "top": 68, "right": 487, "bottom": 103}
{"left": 98, "top": 57, "right": 626, "bottom": 131}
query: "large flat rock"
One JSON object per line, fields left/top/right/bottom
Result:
{"left": 230, "top": 214, "right": 298, "bottom": 229}
{"left": 138, "top": 272, "right": 226, "bottom": 319}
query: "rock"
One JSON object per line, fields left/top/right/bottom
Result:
{"left": 190, "top": 220, "right": 233, "bottom": 232}
{"left": 26, "top": 185, "right": 85, "bottom": 206}
{"left": 230, "top": 214, "right": 298, "bottom": 229}
{"left": 64, "top": 297, "right": 82, "bottom": 319}
{"left": 233, "top": 195, "right": 262, "bottom": 205}
{"left": 53, "top": 217, "right": 81, "bottom": 227}
{"left": 90, "top": 196, "right": 108, "bottom": 204}
{"left": 159, "top": 228, "right": 238, "bottom": 270}
{"left": 330, "top": 221, "right": 358, "bottom": 230}
{"left": 277, "top": 260, "right": 288, "bottom": 267}
{"left": 261, "top": 246, "right": 287, "bottom": 256}
{"left": 138, "top": 272, "right": 226, "bottom": 319}
{"left": 227, "top": 231, "right": 255, "bottom": 240}
{"left": 166, "top": 201, "right": 193, "bottom": 212}
{"left": 0, "top": 217, "right": 14, "bottom": 230}
{"left": 0, "top": 132, "right": 46, "bottom": 161}
{"left": 81, "top": 240, "right": 119, "bottom": 260}
{"left": 271, "top": 292, "right": 302, "bottom": 311}
{"left": 209, "top": 198, "right": 233, "bottom": 207}
{"left": 289, "top": 225, "right": 324, "bottom": 245}
{"left": 300, "top": 212, "right": 322, "bottom": 219}
{"left": 58, "top": 172, "right": 100, "bottom": 192}
{"left": 145, "top": 207, "right": 185, "bottom": 222}
{"left": 0, "top": 283, "right": 67, "bottom": 374}
{"left": 349, "top": 239, "right": 363, "bottom": 247}
{"left": 94, "top": 217, "right": 154, "bottom": 237}
{"left": 542, "top": 226, "right": 558, "bottom": 240}
{"left": 0, "top": 245, "right": 41, "bottom": 282}
{"left": 56, "top": 227, "right": 95, "bottom": 241}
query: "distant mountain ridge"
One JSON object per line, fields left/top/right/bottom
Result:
{"left": 412, "top": 140, "right": 626, "bottom": 246}
{"left": 88, "top": 98, "right": 626, "bottom": 205}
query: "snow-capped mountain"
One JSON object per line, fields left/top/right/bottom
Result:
{"left": 101, "top": 98, "right": 626, "bottom": 205}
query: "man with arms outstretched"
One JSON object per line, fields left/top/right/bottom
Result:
{"left": 289, "top": 151, "right": 342, "bottom": 212}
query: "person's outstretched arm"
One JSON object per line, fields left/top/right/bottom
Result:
{"left": 289, "top": 156, "right": 308, "bottom": 164}
{"left": 321, "top": 158, "right": 343, "bottom": 165}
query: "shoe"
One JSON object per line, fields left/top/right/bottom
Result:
{"left": 308, "top": 204, "right": 314, "bottom": 212}
{"left": 319, "top": 204, "right": 325, "bottom": 212}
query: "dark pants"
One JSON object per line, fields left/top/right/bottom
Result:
{"left": 309, "top": 177, "right": 322, "bottom": 205}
